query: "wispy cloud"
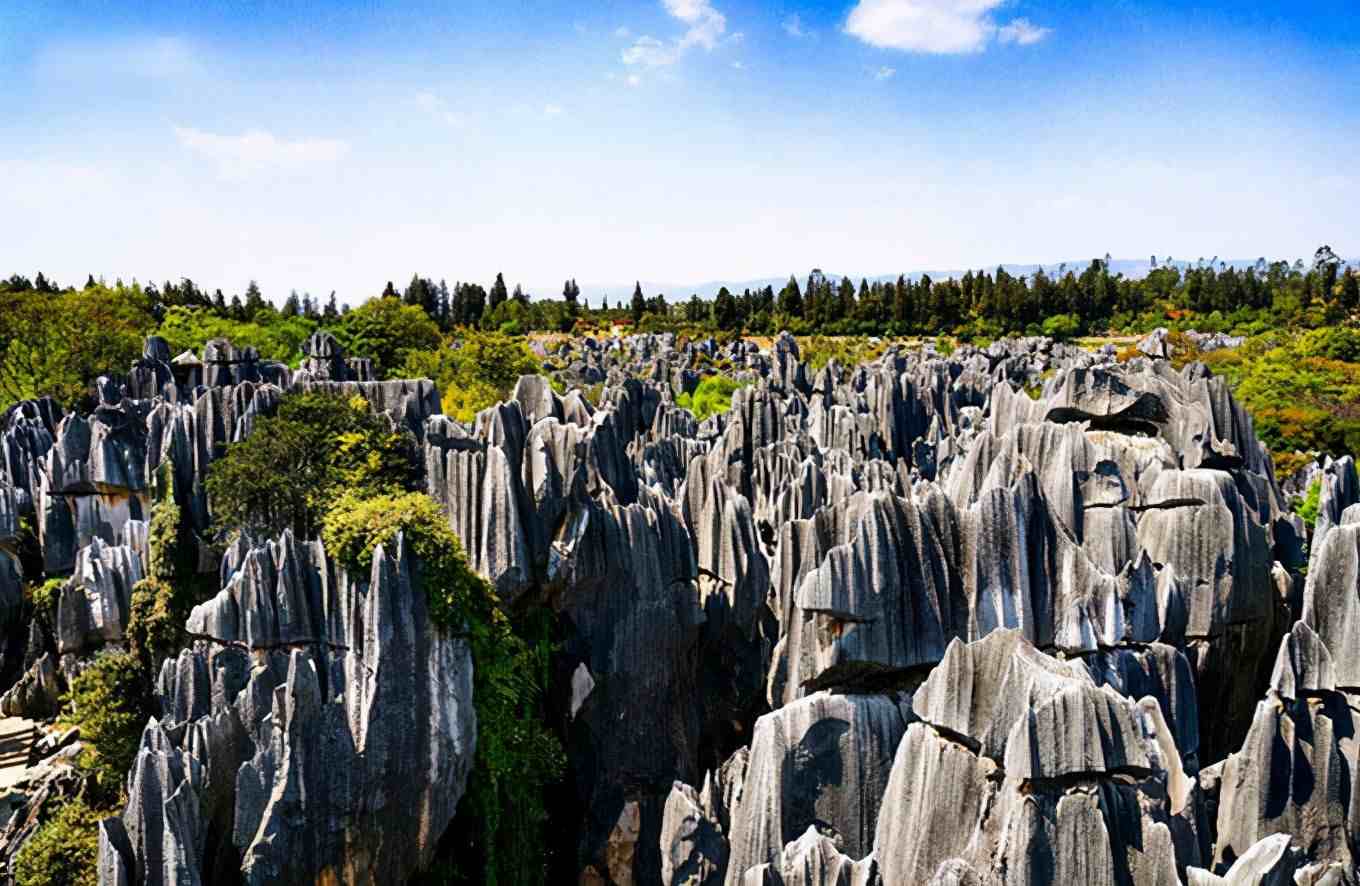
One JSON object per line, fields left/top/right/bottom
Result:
{"left": 627, "top": 73, "right": 643, "bottom": 86}
{"left": 615, "top": 25, "right": 632, "bottom": 38}
{"left": 543, "top": 104, "right": 565, "bottom": 117}
{"left": 731, "top": 60, "right": 746, "bottom": 70}
{"left": 997, "top": 17, "right": 1052, "bottom": 46}
{"left": 782, "top": 14, "right": 810, "bottom": 38}
{"left": 874, "top": 65, "right": 897, "bottom": 80}
{"left": 173, "top": 126, "right": 348, "bottom": 178}
{"left": 844, "top": 0, "right": 1049, "bottom": 55}
{"left": 414, "top": 91, "right": 465, "bottom": 126}
{"left": 621, "top": 0, "right": 729, "bottom": 67}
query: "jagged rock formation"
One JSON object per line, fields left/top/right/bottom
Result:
{"left": 99, "top": 530, "right": 476, "bottom": 885}
{"left": 0, "top": 329, "right": 1346, "bottom": 885}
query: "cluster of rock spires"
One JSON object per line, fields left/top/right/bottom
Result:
{"left": 0, "top": 326, "right": 1354, "bottom": 885}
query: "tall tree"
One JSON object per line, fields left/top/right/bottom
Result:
{"left": 630, "top": 282, "right": 646, "bottom": 325}
{"left": 489, "top": 273, "right": 509, "bottom": 312}
{"left": 244, "top": 281, "right": 267, "bottom": 320}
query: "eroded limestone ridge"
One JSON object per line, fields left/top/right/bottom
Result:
{"left": 0, "top": 329, "right": 1352, "bottom": 885}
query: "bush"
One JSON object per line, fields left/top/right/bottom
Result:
{"left": 61, "top": 651, "right": 151, "bottom": 793}
{"left": 337, "top": 297, "right": 442, "bottom": 379}
{"left": 1298, "top": 478, "right": 1322, "bottom": 532}
{"left": 28, "top": 577, "right": 64, "bottom": 620}
{"left": 12, "top": 797, "right": 102, "bottom": 886}
{"left": 322, "top": 491, "right": 565, "bottom": 885}
{"left": 403, "top": 332, "right": 542, "bottom": 423}
{"left": 675, "top": 375, "right": 747, "bottom": 421}
{"left": 207, "top": 391, "right": 416, "bottom": 539}
{"left": 126, "top": 578, "right": 185, "bottom": 668}
{"left": 1041, "top": 313, "right": 1082, "bottom": 340}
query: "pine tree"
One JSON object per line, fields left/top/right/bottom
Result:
{"left": 84, "top": 274, "right": 96, "bottom": 290}
{"left": 324, "top": 292, "right": 340, "bottom": 321}
{"left": 630, "top": 282, "right": 646, "bottom": 325}
{"left": 213, "top": 289, "right": 228, "bottom": 315}
{"left": 244, "top": 281, "right": 267, "bottom": 320}
{"left": 230, "top": 294, "right": 247, "bottom": 321}
{"left": 711, "top": 287, "right": 740, "bottom": 331}
{"left": 489, "top": 273, "right": 509, "bottom": 311}
{"left": 777, "top": 275, "right": 803, "bottom": 318}
{"left": 382, "top": 280, "right": 398, "bottom": 299}
{"left": 282, "top": 290, "right": 301, "bottom": 318}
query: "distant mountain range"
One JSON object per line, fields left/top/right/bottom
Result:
{"left": 564, "top": 256, "right": 1353, "bottom": 304}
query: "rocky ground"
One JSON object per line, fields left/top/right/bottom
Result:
{"left": 0, "top": 328, "right": 1354, "bottom": 885}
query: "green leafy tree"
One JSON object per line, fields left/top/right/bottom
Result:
{"left": 338, "top": 296, "right": 442, "bottom": 378}
{"left": 206, "top": 392, "right": 416, "bottom": 539}
{"left": 0, "top": 283, "right": 157, "bottom": 409}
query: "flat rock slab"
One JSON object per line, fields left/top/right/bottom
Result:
{"left": 0, "top": 716, "right": 40, "bottom": 792}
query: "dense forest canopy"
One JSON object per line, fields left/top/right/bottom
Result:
{"left": 2, "top": 245, "right": 1357, "bottom": 456}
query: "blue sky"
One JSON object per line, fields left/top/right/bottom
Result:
{"left": 2, "top": 0, "right": 1358, "bottom": 302}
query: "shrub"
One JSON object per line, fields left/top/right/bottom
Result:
{"left": 322, "top": 491, "right": 565, "bottom": 885}
{"left": 336, "top": 297, "right": 442, "bottom": 379}
{"left": 1041, "top": 313, "right": 1082, "bottom": 340}
{"left": 404, "top": 332, "right": 542, "bottom": 423}
{"left": 61, "top": 651, "right": 151, "bottom": 793}
{"left": 207, "top": 391, "right": 415, "bottom": 539}
{"left": 1298, "top": 478, "right": 1322, "bottom": 532}
{"left": 126, "top": 578, "right": 185, "bottom": 668}
{"left": 28, "top": 577, "right": 64, "bottom": 620}
{"left": 675, "top": 375, "right": 747, "bottom": 421}
{"left": 12, "top": 797, "right": 102, "bottom": 886}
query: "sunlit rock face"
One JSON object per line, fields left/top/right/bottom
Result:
{"left": 0, "top": 331, "right": 1336, "bottom": 885}
{"left": 100, "top": 531, "right": 476, "bottom": 886}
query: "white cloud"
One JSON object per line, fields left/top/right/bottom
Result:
{"left": 782, "top": 14, "right": 809, "bottom": 38}
{"left": 615, "top": 25, "right": 632, "bottom": 38}
{"left": 731, "top": 60, "right": 745, "bottom": 69}
{"left": 627, "top": 73, "right": 643, "bottom": 86}
{"left": 998, "top": 17, "right": 1052, "bottom": 45}
{"left": 844, "top": 0, "right": 1048, "bottom": 54}
{"left": 622, "top": 35, "right": 679, "bottom": 66}
{"left": 173, "top": 126, "right": 348, "bottom": 178}
{"left": 414, "top": 91, "right": 466, "bottom": 126}
{"left": 544, "top": 104, "right": 565, "bottom": 117}
{"left": 621, "top": 0, "right": 728, "bottom": 67}
{"left": 874, "top": 65, "right": 897, "bottom": 80}
{"left": 665, "top": 0, "right": 727, "bottom": 49}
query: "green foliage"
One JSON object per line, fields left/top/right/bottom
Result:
{"left": 206, "top": 392, "right": 416, "bottom": 539}
{"left": 1041, "top": 313, "right": 1082, "bottom": 340}
{"left": 798, "top": 335, "right": 889, "bottom": 372}
{"left": 934, "top": 335, "right": 955, "bottom": 356}
{"left": 337, "top": 297, "right": 442, "bottom": 378}
{"left": 12, "top": 796, "right": 102, "bottom": 886}
{"left": 156, "top": 305, "right": 317, "bottom": 367}
{"left": 28, "top": 577, "right": 64, "bottom": 620}
{"left": 61, "top": 651, "right": 152, "bottom": 794}
{"left": 1202, "top": 332, "right": 1360, "bottom": 457}
{"left": 0, "top": 283, "right": 156, "bottom": 410}
{"left": 1297, "top": 325, "right": 1360, "bottom": 362}
{"left": 126, "top": 578, "right": 186, "bottom": 668}
{"left": 404, "top": 332, "right": 542, "bottom": 423}
{"left": 322, "top": 491, "right": 565, "bottom": 886}
{"left": 1298, "top": 478, "right": 1322, "bottom": 532}
{"left": 676, "top": 375, "right": 747, "bottom": 421}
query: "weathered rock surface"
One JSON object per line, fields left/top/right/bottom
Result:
{"left": 102, "top": 531, "right": 476, "bottom": 885}
{"left": 0, "top": 330, "right": 1342, "bottom": 885}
